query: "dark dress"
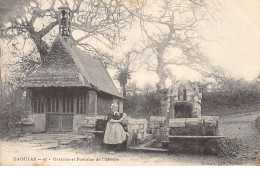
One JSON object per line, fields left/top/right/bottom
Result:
{"left": 108, "top": 112, "right": 123, "bottom": 121}
{"left": 108, "top": 113, "right": 128, "bottom": 132}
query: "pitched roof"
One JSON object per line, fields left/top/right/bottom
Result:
{"left": 22, "top": 35, "right": 122, "bottom": 98}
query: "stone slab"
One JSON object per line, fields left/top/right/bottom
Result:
{"left": 185, "top": 118, "right": 203, "bottom": 125}
{"left": 168, "top": 118, "right": 186, "bottom": 127}
{"left": 150, "top": 116, "right": 166, "bottom": 122}
{"left": 128, "top": 146, "right": 169, "bottom": 152}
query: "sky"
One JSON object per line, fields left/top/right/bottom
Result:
{"left": 202, "top": 0, "right": 260, "bottom": 79}
{"left": 1, "top": 0, "right": 260, "bottom": 90}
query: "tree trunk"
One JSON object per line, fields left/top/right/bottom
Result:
{"left": 155, "top": 48, "right": 168, "bottom": 116}
{"left": 156, "top": 50, "right": 167, "bottom": 90}
{"left": 121, "top": 84, "right": 126, "bottom": 97}
{"left": 26, "top": 21, "right": 58, "bottom": 62}
{"left": 155, "top": 29, "right": 173, "bottom": 90}
{"left": 29, "top": 31, "right": 49, "bottom": 62}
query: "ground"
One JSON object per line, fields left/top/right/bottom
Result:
{"left": 0, "top": 111, "right": 259, "bottom": 166}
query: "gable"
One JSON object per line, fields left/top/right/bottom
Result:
{"left": 43, "top": 37, "right": 74, "bottom": 67}
{"left": 22, "top": 64, "right": 90, "bottom": 87}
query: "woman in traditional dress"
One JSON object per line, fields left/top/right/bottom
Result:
{"left": 103, "top": 103, "right": 127, "bottom": 152}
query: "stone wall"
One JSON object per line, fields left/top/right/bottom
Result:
{"left": 28, "top": 114, "right": 46, "bottom": 133}
{"left": 147, "top": 116, "right": 167, "bottom": 140}
{"left": 168, "top": 116, "right": 219, "bottom": 136}
{"left": 73, "top": 115, "right": 106, "bottom": 133}
{"left": 122, "top": 117, "right": 151, "bottom": 146}
{"left": 148, "top": 116, "right": 166, "bottom": 129}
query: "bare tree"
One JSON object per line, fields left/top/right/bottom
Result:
{"left": 112, "top": 44, "right": 150, "bottom": 97}
{"left": 128, "top": 0, "right": 222, "bottom": 89}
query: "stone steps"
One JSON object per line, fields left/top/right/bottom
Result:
{"left": 128, "top": 146, "right": 169, "bottom": 152}
{"left": 128, "top": 139, "right": 169, "bottom": 152}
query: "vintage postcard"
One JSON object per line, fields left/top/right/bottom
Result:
{"left": 0, "top": 0, "right": 259, "bottom": 166}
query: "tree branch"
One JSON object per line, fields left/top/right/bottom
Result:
{"left": 38, "top": 21, "right": 59, "bottom": 37}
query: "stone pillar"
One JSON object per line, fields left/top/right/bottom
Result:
{"left": 89, "top": 91, "right": 97, "bottom": 116}
{"left": 25, "top": 89, "right": 32, "bottom": 114}
{"left": 166, "top": 88, "right": 173, "bottom": 126}
{"left": 167, "top": 96, "right": 175, "bottom": 126}
{"left": 112, "top": 98, "right": 118, "bottom": 104}
{"left": 119, "top": 99, "right": 123, "bottom": 113}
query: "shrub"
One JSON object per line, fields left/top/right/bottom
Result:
{"left": 202, "top": 82, "right": 260, "bottom": 116}
{"left": 255, "top": 117, "right": 260, "bottom": 133}
{"left": 0, "top": 89, "right": 25, "bottom": 139}
{"left": 124, "top": 91, "right": 161, "bottom": 118}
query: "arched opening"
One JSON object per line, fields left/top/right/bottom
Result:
{"left": 178, "top": 85, "right": 187, "bottom": 101}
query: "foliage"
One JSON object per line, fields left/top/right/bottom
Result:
{"left": 202, "top": 78, "right": 260, "bottom": 116}
{"left": 0, "top": 88, "right": 25, "bottom": 139}
{"left": 124, "top": 84, "right": 161, "bottom": 118}
{"left": 255, "top": 117, "right": 260, "bottom": 133}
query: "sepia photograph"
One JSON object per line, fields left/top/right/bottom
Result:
{"left": 0, "top": 0, "right": 259, "bottom": 166}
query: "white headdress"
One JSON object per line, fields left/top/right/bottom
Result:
{"left": 111, "top": 103, "right": 118, "bottom": 109}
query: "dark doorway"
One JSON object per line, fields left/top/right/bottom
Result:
{"left": 174, "top": 102, "right": 193, "bottom": 118}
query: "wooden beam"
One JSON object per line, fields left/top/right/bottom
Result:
{"left": 88, "top": 91, "right": 97, "bottom": 116}
{"left": 63, "top": 96, "right": 68, "bottom": 113}
{"left": 40, "top": 95, "right": 43, "bottom": 113}
{"left": 79, "top": 93, "right": 82, "bottom": 114}
{"left": 67, "top": 96, "right": 71, "bottom": 113}
{"left": 50, "top": 95, "right": 53, "bottom": 112}
{"left": 43, "top": 93, "right": 47, "bottom": 113}
{"left": 53, "top": 93, "right": 55, "bottom": 112}
{"left": 85, "top": 90, "right": 89, "bottom": 115}
{"left": 82, "top": 92, "right": 85, "bottom": 114}
{"left": 56, "top": 97, "right": 59, "bottom": 113}
{"left": 59, "top": 92, "right": 63, "bottom": 113}
{"left": 73, "top": 90, "right": 77, "bottom": 115}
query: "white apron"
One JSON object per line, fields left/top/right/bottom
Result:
{"left": 103, "top": 121, "right": 126, "bottom": 144}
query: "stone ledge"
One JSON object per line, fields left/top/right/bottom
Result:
{"left": 168, "top": 116, "right": 219, "bottom": 127}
